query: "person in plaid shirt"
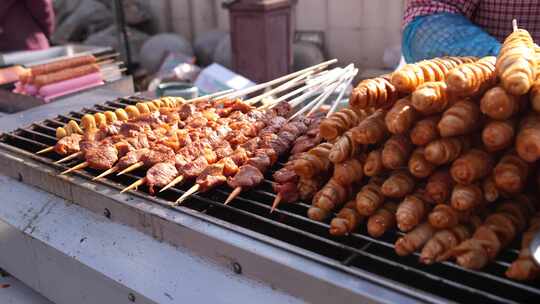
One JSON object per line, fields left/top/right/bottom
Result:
{"left": 402, "top": 0, "right": 540, "bottom": 63}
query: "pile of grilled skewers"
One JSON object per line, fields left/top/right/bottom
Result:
{"left": 37, "top": 23, "right": 540, "bottom": 282}
{"left": 275, "top": 23, "right": 540, "bottom": 282}
{"left": 38, "top": 59, "right": 357, "bottom": 214}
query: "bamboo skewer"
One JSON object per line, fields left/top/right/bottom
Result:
{"left": 269, "top": 70, "right": 354, "bottom": 213}
{"left": 270, "top": 193, "right": 283, "bottom": 213}
{"left": 120, "top": 178, "right": 146, "bottom": 193}
{"left": 116, "top": 162, "right": 144, "bottom": 176}
{"left": 36, "top": 146, "right": 54, "bottom": 154}
{"left": 92, "top": 166, "right": 119, "bottom": 180}
{"left": 60, "top": 161, "right": 88, "bottom": 175}
{"left": 219, "top": 59, "right": 337, "bottom": 100}
{"left": 173, "top": 184, "right": 200, "bottom": 206}
{"left": 159, "top": 175, "right": 184, "bottom": 193}
{"left": 325, "top": 68, "right": 357, "bottom": 118}
{"left": 244, "top": 69, "right": 319, "bottom": 105}
{"left": 224, "top": 187, "right": 243, "bottom": 205}
{"left": 55, "top": 151, "right": 83, "bottom": 164}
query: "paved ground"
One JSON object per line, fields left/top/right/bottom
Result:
{"left": 0, "top": 273, "right": 52, "bottom": 304}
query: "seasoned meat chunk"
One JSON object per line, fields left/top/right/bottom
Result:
{"left": 54, "top": 134, "right": 82, "bottom": 155}
{"left": 228, "top": 165, "right": 264, "bottom": 189}
{"left": 85, "top": 144, "right": 118, "bottom": 170}
{"left": 146, "top": 162, "right": 178, "bottom": 194}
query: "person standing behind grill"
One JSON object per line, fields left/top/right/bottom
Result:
{"left": 401, "top": 0, "right": 540, "bottom": 63}
{"left": 0, "top": 0, "right": 55, "bottom": 51}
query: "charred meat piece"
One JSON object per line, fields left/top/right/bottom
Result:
{"left": 141, "top": 145, "right": 175, "bottom": 167}
{"left": 146, "top": 162, "right": 178, "bottom": 194}
{"left": 245, "top": 152, "right": 271, "bottom": 172}
{"left": 196, "top": 163, "right": 227, "bottom": 191}
{"left": 273, "top": 182, "right": 299, "bottom": 203}
{"left": 125, "top": 133, "right": 150, "bottom": 150}
{"left": 239, "top": 137, "right": 260, "bottom": 154}
{"left": 178, "top": 103, "right": 196, "bottom": 120}
{"left": 273, "top": 167, "right": 298, "bottom": 184}
{"left": 180, "top": 155, "right": 209, "bottom": 179}
{"left": 227, "top": 165, "right": 264, "bottom": 189}
{"left": 218, "top": 157, "right": 239, "bottom": 176}
{"left": 118, "top": 148, "right": 150, "bottom": 169}
{"left": 85, "top": 143, "right": 118, "bottom": 170}
{"left": 215, "top": 142, "right": 234, "bottom": 159}
{"left": 115, "top": 141, "right": 135, "bottom": 157}
{"left": 54, "top": 134, "right": 82, "bottom": 155}
{"left": 230, "top": 148, "right": 249, "bottom": 166}
{"left": 271, "top": 102, "right": 292, "bottom": 117}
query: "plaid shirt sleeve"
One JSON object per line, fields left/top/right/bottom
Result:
{"left": 403, "top": 0, "right": 481, "bottom": 28}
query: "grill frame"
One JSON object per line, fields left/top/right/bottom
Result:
{"left": 0, "top": 97, "right": 539, "bottom": 304}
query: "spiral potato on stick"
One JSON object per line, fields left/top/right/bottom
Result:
{"left": 385, "top": 97, "right": 418, "bottom": 134}
{"left": 451, "top": 184, "right": 484, "bottom": 211}
{"left": 424, "top": 136, "right": 469, "bottom": 165}
{"left": 506, "top": 212, "right": 540, "bottom": 281}
{"left": 351, "top": 110, "right": 388, "bottom": 145}
{"left": 425, "top": 169, "right": 454, "bottom": 204}
{"left": 329, "top": 131, "right": 360, "bottom": 164}
{"left": 448, "top": 196, "right": 536, "bottom": 270}
{"left": 450, "top": 149, "right": 494, "bottom": 185}
{"left": 495, "top": 28, "right": 537, "bottom": 96}
{"left": 381, "top": 170, "right": 415, "bottom": 198}
{"left": 349, "top": 76, "right": 398, "bottom": 110}
{"left": 355, "top": 178, "right": 385, "bottom": 216}
{"left": 410, "top": 115, "right": 440, "bottom": 146}
{"left": 367, "top": 202, "right": 397, "bottom": 237}
{"left": 411, "top": 81, "right": 453, "bottom": 115}
{"left": 480, "top": 86, "right": 524, "bottom": 120}
{"left": 446, "top": 56, "right": 497, "bottom": 97}
{"left": 516, "top": 113, "right": 540, "bottom": 162}
{"left": 381, "top": 135, "right": 412, "bottom": 169}
{"left": 396, "top": 192, "right": 431, "bottom": 232}
{"left": 391, "top": 57, "right": 476, "bottom": 93}
{"left": 395, "top": 222, "right": 436, "bottom": 256}
{"left": 420, "top": 224, "right": 474, "bottom": 264}
{"left": 438, "top": 99, "right": 480, "bottom": 137}
{"left": 408, "top": 147, "right": 436, "bottom": 178}
{"left": 493, "top": 152, "right": 529, "bottom": 194}
{"left": 330, "top": 200, "right": 365, "bottom": 236}
{"left": 481, "top": 119, "right": 516, "bottom": 151}
{"left": 363, "top": 149, "right": 384, "bottom": 177}
{"left": 319, "top": 108, "right": 365, "bottom": 141}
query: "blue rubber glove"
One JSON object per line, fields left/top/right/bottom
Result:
{"left": 402, "top": 13, "right": 501, "bottom": 63}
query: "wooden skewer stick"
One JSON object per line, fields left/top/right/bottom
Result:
{"left": 325, "top": 68, "right": 358, "bottom": 118}
{"left": 120, "top": 178, "right": 146, "bottom": 193}
{"left": 245, "top": 69, "right": 319, "bottom": 105}
{"left": 92, "top": 166, "right": 119, "bottom": 180}
{"left": 173, "top": 184, "right": 200, "bottom": 206}
{"left": 36, "top": 146, "right": 54, "bottom": 154}
{"left": 270, "top": 193, "right": 282, "bottom": 213}
{"left": 224, "top": 187, "right": 243, "bottom": 205}
{"left": 220, "top": 59, "right": 338, "bottom": 100}
{"left": 60, "top": 161, "right": 88, "bottom": 175}
{"left": 188, "top": 88, "right": 235, "bottom": 103}
{"left": 116, "top": 162, "right": 144, "bottom": 176}
{"left": 54, "top": 151, "right": 83, "bottom": 164}
{"left": 267, "top": 68, "right": 339, "bottom": 108}
{"left": 159, "top": 175, "right": 184, "bottom": 193}
{"left": 288, "top": 67, "right": 351, "bottom": 121}
{"left": 512, "top": 19, "right": 518, "bottom": 32}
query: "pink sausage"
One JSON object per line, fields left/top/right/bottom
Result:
{"left": 42, "top": 80, "right": 104, "bottom": 102}
{"left": 25, "top": 84, "right": 38, "bottom": 95}
{"left": 38, "top": 72, "right": 102, "bottom": 97}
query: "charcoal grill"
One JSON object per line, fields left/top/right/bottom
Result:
{"left": 0, "top": 96, "right": 539, "bottom": 304}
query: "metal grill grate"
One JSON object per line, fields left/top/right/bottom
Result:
{"left": 1, "top": 96, "right": 539, "bottom": 304}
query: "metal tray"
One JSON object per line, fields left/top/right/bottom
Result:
{"left": 0, "top": 44, "right": 112, "bottom": 67}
